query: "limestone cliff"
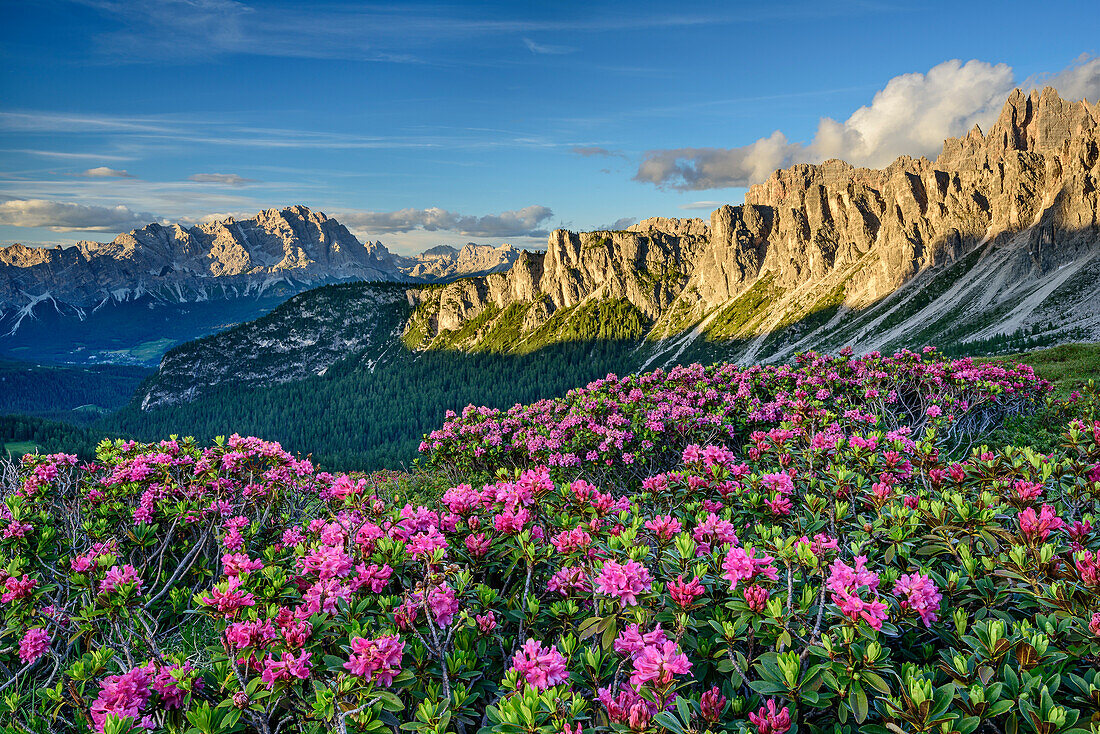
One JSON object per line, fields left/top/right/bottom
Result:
{"left": 405, "top": 86, "right": 1100, "bottom": 363}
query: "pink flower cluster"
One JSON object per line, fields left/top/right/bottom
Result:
{"left": 594, "top": 559, "right": 653, "bottom": 606}
{"left": 893, "top": 573, "right": 942, "bottom": 627}
{"left": 511, "top": 639, "right": 569, "bottom": 691}
{"left": 344, "top": 634, "right": 405, "bottom": 686}
{"left": 827, "top": 557, "right": 888, "bottom": 630}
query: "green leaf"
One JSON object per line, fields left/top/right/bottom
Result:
{"left": 652, "top": 712, "right": 685, "bottom": 734}
{"left": 848, "top": 684, "right": 868, "bottom": 723}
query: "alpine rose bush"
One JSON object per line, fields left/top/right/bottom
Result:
{"left": 1, "top": 351, "right": 1098, "bottom": 734}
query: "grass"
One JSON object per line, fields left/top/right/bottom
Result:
{"left": 983, "top": 341, "right": 1100, "bottom": 392}
{"left": 704, "top": 273, "right": 781, "bottom": 340}
{"left": 4, "top": 441, "right": 38, "bottom": 456}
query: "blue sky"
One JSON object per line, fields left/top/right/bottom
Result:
{"left": 1, "top": 0, "right": 1098, "bottom": 254}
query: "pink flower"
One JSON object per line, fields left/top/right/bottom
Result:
{"left": 153, "top": 663, "right": 202, "bottom": 709}
{"left": 297, "top": 544, "right": 353, "bottom": 580}
{"left": 225, "top": 619, "right": 278, "bottom": 650}
{"left": 476, "top": 612, "right": 497, "bottom": 632}
{"left": 668, "top": 575, "right": 705, "bottom": 608}
{"left": 1076, "top": 550, "right": 1100, "bottom": 586}
{"left": 222, "top": 553, "right": 264, "bottom": 576}
{"left": 894, "top": 573, "right": 942, "bottom": 627}
{"left": 1019, "top": 504, "right": 1064, "bottom": 542}
{"left": 743, "top": 584, "right": 769, "bottom": 612}
{"left": 90, "top": 663, "right": 154, "bottom": 732}
{"left": 628, "top": 640, "right": 692, "bottom": 688}
{"left": 827, "top": 557, "right": 887, "bottom": 630}
{"left": 18, "top": 628, "right": 50, "bottom": 664}
{"left": 351, "top": 563, "right": 392, "bottom": 593}
{"left": 594, "top": 560, "right": 652, "bottom": 607}
{"left": 465, "top": 533, "right": 491, "bottom": 557}
{"left": 1, "top": 574, "right": 37, "bottom": 603}
{"left": 551, "top": 527, "right": 593, "bottom": 554}
{"left": 749, "top": 699, "right": 791, "bottom": 734}
{"left": 547, "top": 566, "right": 591, "bottom": 596}
{"left": 613, "top": 624, "right": 667, "bottom": 658}
{"left": 427, "top": 584, "right": 460, "bottom": 627}
{"left": 644, "top": 515, "right": 682, "bottom": 541}
{"left": 100, "top": 565, "right": 142, "bottom": 596}
{"left": 511, "top": 639, "right": 569, "bottom": 691}
{"left": 1012, "top": 480, "right": 1044, "bottom": 502}
{"left": 344, "top": 634, "right": 405, "bottom": 686}
{"left": 261, "top": 651, "right": 312, "bottom": 688}
{"left": 407, "top": 526, "right": 449, "bottom": 558}
{"left": 198, "top": 577, "right": 256, "bottom": 618}
{"left": 722, "top": 546, "right": 778, "bottom": 586}
{"left": 700, "top": 686, "right": 726, "bottom": 723}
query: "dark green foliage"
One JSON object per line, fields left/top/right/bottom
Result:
{"left": 0, "top": 414, "right": 105, "bottom": 458}
{"left": 98, "top": 340, "right": 642, "bottom": 471}
{"left": 0, "top": 358, "right": 150, "bottom": 424}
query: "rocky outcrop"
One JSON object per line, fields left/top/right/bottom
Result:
{"left": 396, "top": 243, "right": 522, "bottom": 280}
{"left": 406, "top": 87, "right": 1100, "bottom": 359}
{"left": 405, "top": 223, "right": 708, "bottom": 347}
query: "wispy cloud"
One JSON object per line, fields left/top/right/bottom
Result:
{"left": 636, "top": 55, "right": 1100, "bottom": 190}
{"left": 77, "top": 166, "right": 133, "bottom": 178}
{"left": 572, "top": 146, "right": 626, "bottom": 159}
{"left": 523, "top": 38, "right": 577, "bottom": 55}
{"left": 188, "top": 173, "right": 256, "bottom": 186}
{"left": 336, "top": 205, "right": 555, "bottom": 238}
{"left": 599, "top": 217, "right": 637, "bottom": 230}
{"left": 64, "top": 0, "right": 885, "bottom": 64}
{"left": 2, "top": 148, "right": 136, "bottom": 161}
{"left": 0, "top": 198, "right": 154, "bottom": 231}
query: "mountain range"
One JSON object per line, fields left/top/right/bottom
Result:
{"left": 0, "top": 206, "right": 521, "bottom": 364}
{"left": 129, "top": 85, "right": 1100, "bottom": 411}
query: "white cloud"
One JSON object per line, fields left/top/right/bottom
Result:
{"left": 636, "top": 55, "right": 1100, "bottom": 190}
{"left": 572, "top": 146, "right": 626, "bottom": 159}
{"left": 188, "top": 173, "right": 256, "bottom": 186}
{"left": 523, "top": 38, "right": 576, "bottom": 55}
{"left": 599, "top": 217, "right": 637, "bottom": 230}
{"left": 78, "top": 166, "right": 133, "bottom": 178}
{"left": 0, "top": 199, "right": 154, "bottom": 231}
{"left": 336, "top": 205, "right": 555, "bottom": 238}
{"left": 1026, "top": 53, "right": 1100, "bottom": 103}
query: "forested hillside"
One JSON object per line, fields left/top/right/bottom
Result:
{"left": 0, "top": 359, "right": 150, "bottom": 422}
{"left": 101, "top": 339, "right": 642, "bottom": 469}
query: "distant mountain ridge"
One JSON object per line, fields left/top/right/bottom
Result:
{"left": 0, "top": 205, "right": 522, "bottom": 363}
{"left": 135, "top": 86, "right": 1100, "bottom": 407}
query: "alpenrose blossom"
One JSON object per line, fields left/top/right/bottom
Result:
{"left": 722, "top": 546, "right": 778, "bottom": 586}
{"left": 894, "top": 572, "right": 942, "bottom": 627}
{"left": 700, "top": 686, "right": 727, "bottom": 722}
{"left": 827, "top": 556, "right": 888, "bottom": 630}
{"left": 1019, "top": 504, "right": 1065, "bottom": 542}
{"left": 511, "top": 639, "right": 569, "bottom": 691}
{"left": 2, "top": 351, "right": 1086, "bottom": 733}
{"left": 668, "top": 574, "right": 706, "bottom": 607}
{"left": 260, "top": 650, "right": 312, "bottom": 688}
{"left": 749, "top": 699, "right": 792, "bottom": 734}
{"left": 90, "top": 663, "right": 155, "bottom": 732}
{"left": 628, "top": 640, "right": 692, "bottom": 688}
{"left": 344, "top": 634, "right": 404, "bottom": 686}
{"left": 594, "top": 559, "right": 652, "bottom": 606}
{"left": 99, "top": 564, "right": 142, "bottom": 595}
{"left": 18, "top": 628, "right": 50, "bottom": 664}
